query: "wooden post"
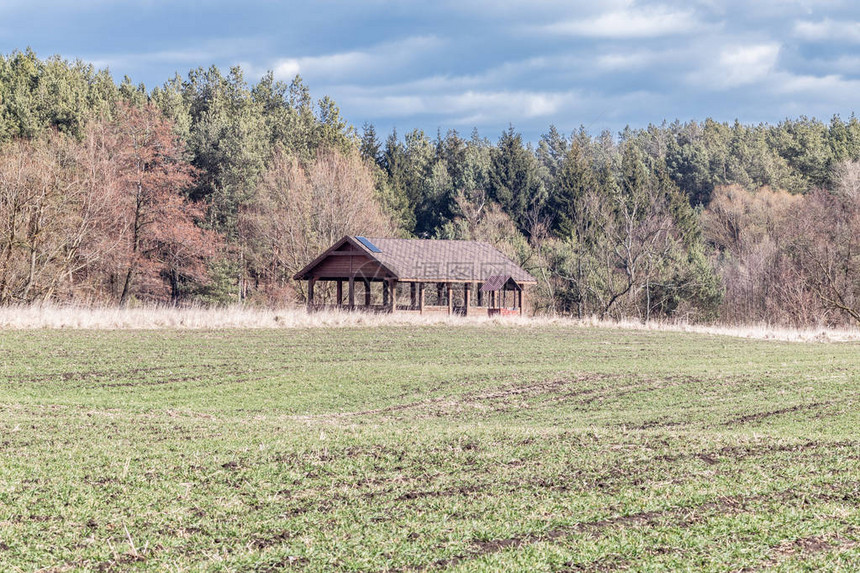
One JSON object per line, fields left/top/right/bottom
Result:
{"left": 464, "top": 283, "right": 471, "bottom": 316}
{"left": 477, "top": 283, "right": 483, "bottom": 307}
{"left": 418, "top": 282, "right": 425, "bottom": 314}
{"left": 437, "top": 283, "right": 444, "bottom": 306}
{"left": 519, "top": 287, "right": 525, "bottom": 316}
{"left": 348, "top": 277, "right": 355, "bottom": 309}
{"left": 336, "top": 280, "right": 343, "bottom": 307}
{"left": 447, "top": 283, "right": 453, "bottom": 315}
{"left": 389, "top": 279, "right": 398, "bottom": 313}
{"left": 410, "top": 283, "right": 417, "bottom": 309}
{"left": 307, "top": 278, "right": 316, "bottom": 311}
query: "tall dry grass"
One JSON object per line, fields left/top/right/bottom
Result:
{"left": 0, "top": 304, "right": 857, "bottom": 342}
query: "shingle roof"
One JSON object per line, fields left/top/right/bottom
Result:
{"left": 293, "top": 236, "right": 536, "bottom": 283}
{"left": 354, "top": 237, "right": 536, "bottom": 283}
{"left": 480, "top": 275, "right": 516, "bottom": 292}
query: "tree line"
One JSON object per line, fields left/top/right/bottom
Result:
{"left": 1, "top": 49, "right": 858, "bottom": 326}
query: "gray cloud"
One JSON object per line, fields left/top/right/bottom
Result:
{"left": 5, "top": 0, "right": 860, "bottom": 140}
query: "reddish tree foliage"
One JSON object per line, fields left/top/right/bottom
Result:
{"left": 83, "top": 103, "right": 217, "bottom": 305}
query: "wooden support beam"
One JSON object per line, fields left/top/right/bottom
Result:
{"left": 348, "top": 277, "right": 355, "bottom": 309}
{"left": 464, "top": 282, "right": 471, "bottom": 316}
{"left": 410, "top": 283, "right": 417, "bottom": 309}
{"left": 364, "top": 279, "right": 371, "bottom": 307}
{"left": 336, "top": 280, "right": 343, "bottom": 306}
{"left": 389, "top": 279, "right": 398, "bottom": 313}
{"left": 477, "top": 283, "right": 483, "bottom": 307}
{"left": 437, "top": 283, "right": 444, "bottom": 305}
{"left": 418, "top": 282, "right": 425, "bottom": 314}
{"left": 519, "top": 287, "right": 525, "bottom": 316}
{"left": 318, "top": 250, "right": 364, "bottom": 256}
{"left": 307, "top": 278, "right": 317, "bottom": 311}
{"left": 447, "top": 283, "right": 453, "bottom": 315}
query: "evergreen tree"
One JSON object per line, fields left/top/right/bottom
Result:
{"left": 488, "top": 126, "right": 546, "bottom": 234}
{"left": 536, "top": 124, "right": 568, "bottom": 182}
{"left": 549, "top": 142, "right": 596, "bottom": 238}
{"left": 360, "top": 122, "right": 381, "bottom": 164}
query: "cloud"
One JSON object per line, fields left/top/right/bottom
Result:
{"left": 594, "top": 49, "right": 678, "bottom": 71}
{"left": 776, "top": 72, "right": 860, "bottom": 96}
{"left": 84, "top": 49, "right": 220, "bottom": 74}
{"left": 794, "top": 18, "right": 860, "bottom": 43}
{"left": 690, "top": 43, "right": 781, "bottom": 89}
{"left": 269, "top": 36, "right": 444, "bottom": 81}
{"left": 544, "top": 5, "right": 703, "bottom": 38}
{"left": 338, "top": 86, "right": 576, "bottom": 125}
{"left": 8, "top": 0, "right": 860, "bottom": 141}
{"left": 718, "top": 44, "right": 781, "bottom": 87}
{"left": 83, "top": 37, "right": 268, "bottom": 74}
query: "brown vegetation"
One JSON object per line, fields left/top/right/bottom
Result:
{"left": 704, "top": 163, "right": 860, "bottom": 327}
{"left": 0, "top": 104, "right": 215, "bottom": 305}
{"left": 239, "top": 147, "right": 394, "bottom": 304}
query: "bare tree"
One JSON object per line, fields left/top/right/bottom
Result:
{"left": 0, "top": 133, "right": 106, "bottom": 303}
{"left": 240, "top": 147, "right": 394, "bottom": 304}
{"left": 791, "top": 186, "right": 860, "bottom": 325}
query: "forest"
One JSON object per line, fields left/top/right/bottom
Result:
{"left": 1, "top": 49, "right": 859, "bottom": 327}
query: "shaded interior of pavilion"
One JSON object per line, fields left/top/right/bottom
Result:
{"left": 306, "top": 276, "right": 525, "bottom": 316}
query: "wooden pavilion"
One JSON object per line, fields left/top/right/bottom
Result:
{"left": 293, "top": 236, "right": 536, "bottom": 316}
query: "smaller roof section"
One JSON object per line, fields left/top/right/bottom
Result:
{"left": 481, "top": 275, "right": 519, "bottom": 292}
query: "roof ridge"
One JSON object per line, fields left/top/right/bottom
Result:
{"left": 363, "top": 236, "right": 493, "bottom": 244}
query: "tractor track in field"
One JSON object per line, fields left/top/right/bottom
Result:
{"left": 721, "top": 401, "right": 834, "bottom": 426}
{"left": 656, "top": 439, "right": 860, "bottom": 464}
{"left": 285, "top": 373, "right": 621, "bottom": 420}
{"left": 758, "top": 530, "right": 860, "bottom": 569}
{"left": 399, "top": 481, "right": 860, "bottom": 572}
{"left": 285, "top": 372, "right": 713, "bottom": 421}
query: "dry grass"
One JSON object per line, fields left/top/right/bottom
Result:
{"left": 572, "top": 315, "right": 860, "bottom": 343}
{"left": 0, "top": 303, "right": 858, "bottom": 342}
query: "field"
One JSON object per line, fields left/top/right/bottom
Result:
{"left": 0, "top": 321, "right": 859, "bottom": 571}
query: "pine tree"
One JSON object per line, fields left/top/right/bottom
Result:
{"left": 360, "top": 122, "right": 381, "bottom": 165}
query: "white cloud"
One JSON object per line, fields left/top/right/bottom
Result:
{"left": 594, "top": 49, "right": 682, "bottom": 71}
{"left": 338, "top": 86, "right": 576, "bottom": 124}
{"left": 270, "top": 36, "right": 444, "bottom": 81}
{"left": 87, "top": 49, "right": 216, "bottom": 70}
{"left": 823, "top": 55, "right": 860, "bottom": 74}
{"left": 690, "top": 43, "right": 780, "bottom": 89}
{"left": 83, "top": 38, "right": 268, "bottom": 74}
{"left": 776, "top": 72, "right": 860, "bottom": 96}
{"left": 718, "top": 44, "right": 781, "bottom": 87}
{"left": 794, "top": 18, "right": 860, "bottom": 43}
{"left": 447, "top": 91, "right": 567, "bottom": 118}
{"left": 544, "top": 6, "right": 702, "bottom": 38}
{"left": 273, "top": 59, "right": 301, "bottom": 79}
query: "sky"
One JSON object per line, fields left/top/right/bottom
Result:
{"left": 2, "top": 0, "right": 860, "bottom": 142}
